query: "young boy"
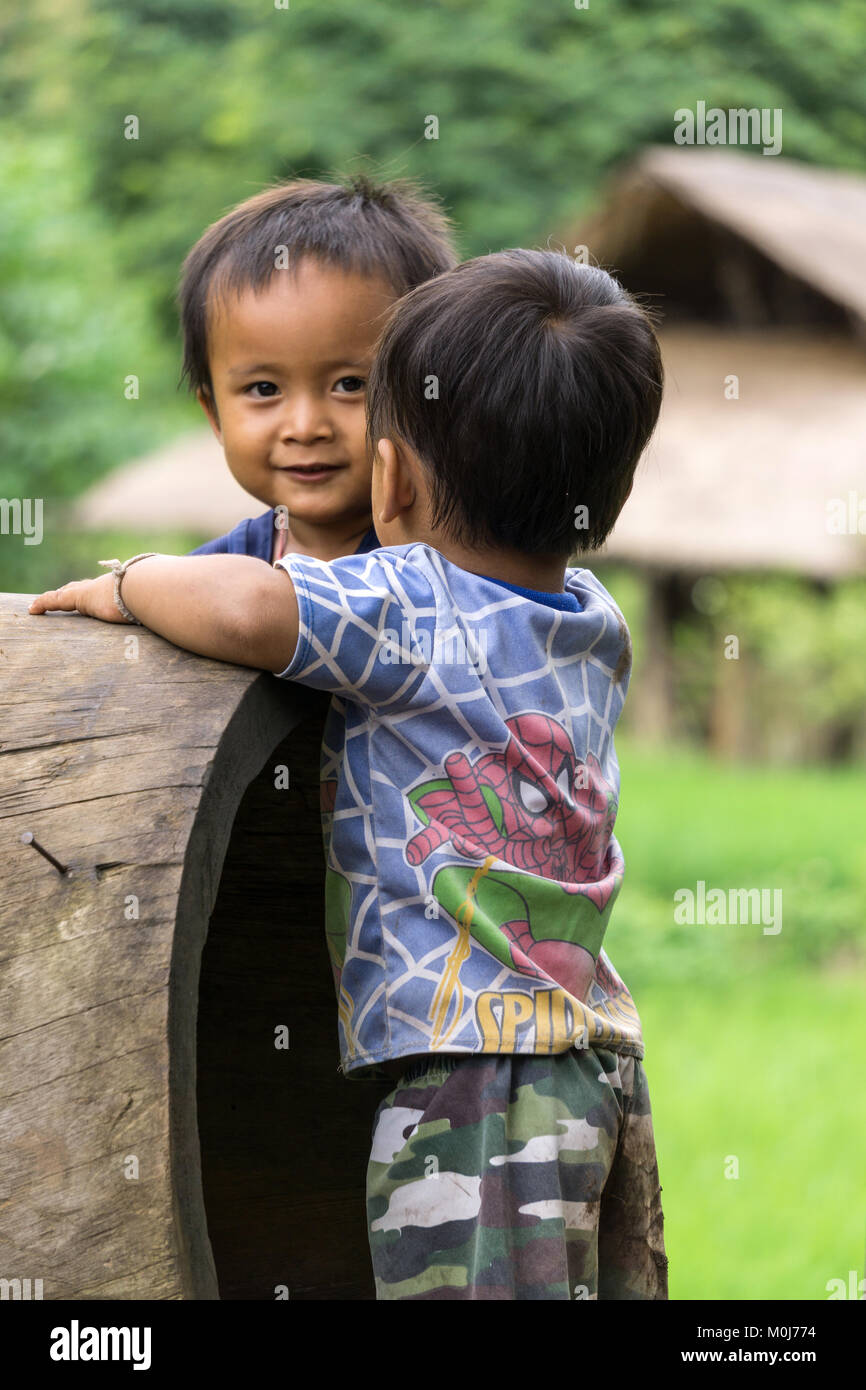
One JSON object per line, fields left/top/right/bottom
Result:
{"left": 174, "top": 172, "right": 649, "bottom": 1113}
{"left": 177, "top": 173, "right": 458, "bottom": 564}
{"left": 30, "top": 249, "right": 668, "bottom": 1301}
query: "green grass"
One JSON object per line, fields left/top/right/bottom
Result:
{"left": 610, "top": 737, "right": 866, "bottom": 993}
{"left": 616, "top": 737, "right": 866, "bottom": 897}
{"left": 606, "top": 739, "right": 866, "bottom": 1300}
{"left": 642, "top": 968, "right": 866, "bottom": 1301}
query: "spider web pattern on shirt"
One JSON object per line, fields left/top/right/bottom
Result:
{"left": 279, "top": 544, "right": 641, "bottom": 1070}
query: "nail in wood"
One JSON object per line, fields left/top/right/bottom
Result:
{"left": 20, "top": 831, "right": 69, "bottom": 876}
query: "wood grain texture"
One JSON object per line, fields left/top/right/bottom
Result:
{"left": 0, "top": 592, "right": 371, "bottom": 1300}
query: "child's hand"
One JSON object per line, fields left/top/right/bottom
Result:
{"left": 28, "top": 572, "right": 131, "bottom": 624}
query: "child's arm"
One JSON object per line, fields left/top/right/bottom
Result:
{"left": 28, "top": 554, "right": 298, "bottom": 675}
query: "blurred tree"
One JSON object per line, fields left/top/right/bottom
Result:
{"left": 0, "top": 132, "right": 191, "bottom": 506}
{"left": 2, "top": 0, "right": 865, "bottom": 501}
{"left": 6, "top": 0, "right": 866, "bottom": 348}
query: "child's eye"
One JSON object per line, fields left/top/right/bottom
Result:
{"left": 333, "top": 376, "right": 366, "bottom": 395}
{"left": 245, "top": 381, "right": 280, "bottom": 398}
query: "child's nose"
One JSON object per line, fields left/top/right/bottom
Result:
{"left": 279, "top": 395, "right": 334, "bottom": 443}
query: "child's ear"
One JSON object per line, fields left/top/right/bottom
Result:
{"left": 197, "top": 387, "right": 223, "bottom": 444}
{"left": 375, "top": 438, "right": 416, "bottom": 523}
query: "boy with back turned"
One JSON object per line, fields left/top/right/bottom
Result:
{"left": 31, "top": 248, "right": 669, "bottom": 1300}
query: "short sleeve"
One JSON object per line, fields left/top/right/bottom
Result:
{"left": 272, "top": 548, "right": 438, "bottom": 709}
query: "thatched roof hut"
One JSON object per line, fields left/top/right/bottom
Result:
{"left": 577, "top": 144, "right": 866, "bottom": 332}
{"left": 574, "top": 146, "right": 866, "bottom": 580}
{"left": 599, "top": 324, "right": 866, "bottom": 579}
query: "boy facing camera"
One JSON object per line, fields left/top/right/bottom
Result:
{"left": 179, "top": 174, "right": 458, "bottom": 563}
{"left": 31, "top": 249, "right": 668, "bottom": 1300}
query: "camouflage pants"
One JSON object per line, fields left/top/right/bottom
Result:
{"left": 366, "top": 1048, "right": 668, "bottom": 1300}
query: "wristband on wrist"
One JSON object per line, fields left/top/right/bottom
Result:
{"left": 97, "top": 552, "right": 159, "bottom": 625}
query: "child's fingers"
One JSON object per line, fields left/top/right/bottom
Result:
{"left": 28, "top": 586, "right": 67, "bottom": 613}
{"left": 28, "top": 581, "right": 88, "bottom": 615}
{"left": 29, "top": 573, "right": 128, "bottom": 623}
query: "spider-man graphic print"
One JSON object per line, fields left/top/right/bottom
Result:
{"left": 404, "top": 714, "right": 624, "bottom": 1011}
{"left": 274, "top": 543, "right": 644, "bottom": 1077}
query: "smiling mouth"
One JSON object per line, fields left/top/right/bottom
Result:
{"left": 275, "top": 462, "right": 346, "bottom": 479}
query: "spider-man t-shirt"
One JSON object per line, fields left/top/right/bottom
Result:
{"left": 273, "top": 542, "right": 644, "bottom": 1078}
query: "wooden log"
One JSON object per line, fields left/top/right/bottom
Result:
{"left": 0, "top": 594, "right": 389, "bottom": 1299}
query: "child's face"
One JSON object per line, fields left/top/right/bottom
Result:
{"left": 199, "top": 259, "right": 397, "bottom": 533}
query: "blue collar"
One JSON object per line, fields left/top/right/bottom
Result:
{"left": 477, "top": 573, "right": 581, "bottom": 611}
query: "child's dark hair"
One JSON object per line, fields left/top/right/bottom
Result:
{"left": 366, "top": 249, "right": 663, "bottom": 557}
{"left": 178, "top": 173, "right": 458, "bottom": 398}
